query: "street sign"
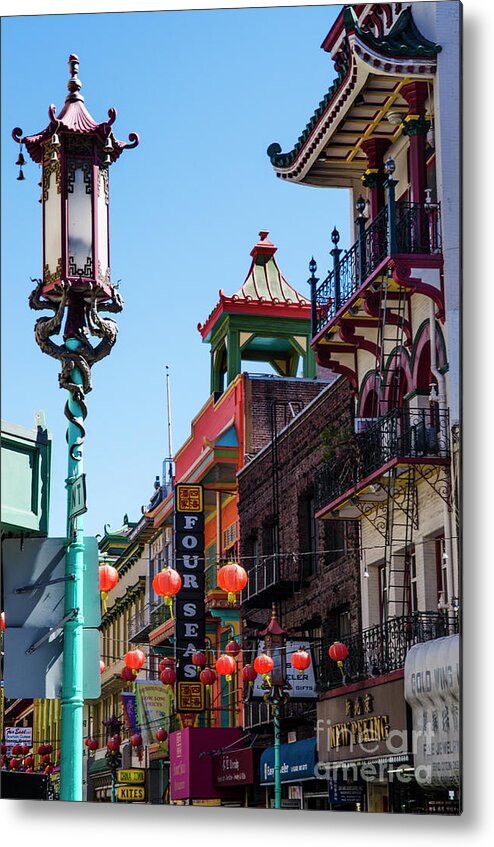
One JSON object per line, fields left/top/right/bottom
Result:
{"left": 68, "top": 474, "right": 87, "bottom": 519}
{"left": 2, "top": 537, "right": 100, "bottom": 628}
{"left": 117, "top": 768, "right": 145, "bottom": 784}
{"left": 2, "top": 536, "right": 101, "bottom": 699}
{"left": 117, "top": 785, "right": 146, "bottom": 802}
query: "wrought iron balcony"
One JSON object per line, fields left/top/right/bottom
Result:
{"left": 313, "top": 200, "right": 441, "bottom": 335}
{"left": 313, "top": 611, "right": 459, "bottom": 691}
{"left": 315, "top": 407, "right": 450, "bottom": 514}
{"left": 128, "top": 602, "right": 155, "bottom": 644}
{"left": 242, "top": 553, "right": 301, "bottom": 607}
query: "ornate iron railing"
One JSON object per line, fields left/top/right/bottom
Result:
{"left": 313, "top": 611, "right": 459, "bottom": 690}
{"left": 313, "top": 200, "right": 442, "bottom": 334}
{"left": 149, "top": 600, "right": 172, "bottom": 631}
{"left": 242, "top": 553, "right": 300, "bottom": 603}
{"left": 315, "top": 407, "right": 450, "bottom": 513}
{"left": 128, "top": 602, "right": 155, "bottom": 643}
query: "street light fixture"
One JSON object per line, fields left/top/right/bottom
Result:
{"left": 13, "top": 54, "right": 139, "bottom": 802}
{"left": 258, "top": 605, "right": 291, "bottom": 810}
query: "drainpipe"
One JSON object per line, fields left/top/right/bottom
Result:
{"left": 429, "top": 301, "right": 457, "bottom": 606}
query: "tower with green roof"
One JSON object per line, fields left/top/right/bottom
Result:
{"left": 198, "top": 231, "right": 316, "bottom": 394}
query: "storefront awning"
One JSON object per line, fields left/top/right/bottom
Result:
{"left": 260, "top": 738, "right": 317, "bottom": 785}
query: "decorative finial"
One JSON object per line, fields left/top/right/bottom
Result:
{"left": 331, "top": 227, "right": 340, "bottom": 245}
{"left": 259, "top": 230, "right": 269, "bottom": 241}
{"left": 66, "top": 53, "right": 84, "bottom": 103}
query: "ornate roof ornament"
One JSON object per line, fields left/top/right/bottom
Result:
{"left": 267, "top": 5, "right": 441, "bottom": 179}
{"left": 12, "top": 54, "right": 139, "bottom": 164}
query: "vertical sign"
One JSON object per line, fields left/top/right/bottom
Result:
{"left": 174, "top": 484, "right": 205, "bottom": 712}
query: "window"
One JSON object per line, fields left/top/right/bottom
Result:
{"left": 337, "top": 609, "right": 351, "bottom": 639}
{"left": 299, "top": 494, "right": 318, "bottom": 579}
{"left": 324, "top": 521, "right": 346, "bottom": 565}
{"left": 379, "top": 564, "right": 388, "bottom": 623}
{"left": 435, "top": 535, "right": 447, "bottom": 604}
{"left": 409, "top": 546, "right": 418, "bottom": 613}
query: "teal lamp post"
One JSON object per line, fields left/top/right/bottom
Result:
{"left": 259, "top": 605, "right": 291, "bottom": 810}
{"left": 13, "top": 55, "right": 139, "bottom": 801}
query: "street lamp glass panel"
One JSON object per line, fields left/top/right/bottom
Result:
{"left": 97, "top": 168, "right": 109, "bottom": 284}
{"left": 43, "top": 166, "right": 62, "bottom": 282}
{"left": 67, "top": 159, "right": 94, "bottom": 277}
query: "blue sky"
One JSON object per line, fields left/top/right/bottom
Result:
{"left": 1, "top": 3, "right": 353, "bottom": 538}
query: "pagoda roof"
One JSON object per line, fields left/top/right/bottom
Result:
{"left": 12, "top": 54, "right": 139, "bottom": 164}
{"left": 267, "top": 4, "right": 441, "bottom": 186}
{"left": 198, "top": 231, "right": 310, "bottom": 342}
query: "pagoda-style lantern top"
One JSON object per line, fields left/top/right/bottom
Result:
{"left": 12, "top": 54, "right": 139, "bottom": 306}
{"left": 258, "top": 604, "right": 289, "bottom": 689}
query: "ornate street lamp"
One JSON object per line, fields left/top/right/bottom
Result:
{"left": 13, "top": 54, "right": 139, "bottom": 802}
{"left": 258, "top": 605, "right": 291, "bottom": 811}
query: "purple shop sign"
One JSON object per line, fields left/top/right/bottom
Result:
{"left": 213, "top": 748, "right": 256, "bottom": 787}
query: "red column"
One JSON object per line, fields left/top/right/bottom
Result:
{"left": 361, "top": 138, "right": 391, "bottom": 220}
{"left": 400, "top": 81, "right": 430, "bottom": 204}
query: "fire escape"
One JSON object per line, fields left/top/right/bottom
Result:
{"left": 311, "top": 159, "right": 451, "bottom": 621}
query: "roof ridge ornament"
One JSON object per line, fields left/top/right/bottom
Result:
{"left": 66, "top": 53, "right": 84, "bottom": 103}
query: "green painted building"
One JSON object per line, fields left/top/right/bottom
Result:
{"left": 1, "top": 412, "right": 52, "bottom": 537}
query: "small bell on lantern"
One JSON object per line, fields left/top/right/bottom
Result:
{"left": 104, "top": 134, "right": 113, "bottom": 153}
{"left": 50, "top": 149, "right": 58, "bottom": 162}
{"left": 16, "top": 151, "right": 25, "bottom": 167}
{"left": 17, "top": 168, "right": 25, "bottom": 181}
{"left": 51, "top": 132, "right": 60, "bottom": 148}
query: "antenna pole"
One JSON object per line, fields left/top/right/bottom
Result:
{"left": 166, "top": 365, "right": 173, "bottom": 482}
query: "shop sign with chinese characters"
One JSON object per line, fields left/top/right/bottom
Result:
{"left": 174, "top": 484, "right": 205, "bottom": 712}
{"left": 317, "top": 677, "right": 409, "bottom": 764}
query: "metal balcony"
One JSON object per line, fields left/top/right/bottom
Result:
{"left": 241, "top": 554, "right": 301, "bottom": 607}
{"left": 128, "top": 602, "right": 156, "bottom": 644}
{"left": 315, "top": 407, "right": 450, "bottom": 515}
{"left": 313, "top": 200, "right": 441, "bottom": 336}
{"left": 313, "top": 611, "right": 459, "bottom": 691}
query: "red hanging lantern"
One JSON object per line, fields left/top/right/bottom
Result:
{"left": 37, "top": 744, "right": 47, "bottom": 756}
{"left": 155, "top": 728, "right": 168, "bottom": 743}
{"left": 328, "top": 641, "right": 348, "bottom": 673}
{"left": 215, "top": 654, "right": 236, "bottom": 681}
{"left": 45, "top": 743, "right": 53, "bottom": 755}
{"left": 152, "top": 569, "right": 182, "bottom": 610}
{"left": 225, "top": 640, "right": 241, "bottom": 657}
{"left": 20, "top": 744, "right": 30, "bottom": 756}
{"left": 130, "top": 733, "right": 142, "bottom": 748}
{"left": 10, "top": 758, "right": 20, "bottom": 770}
{"left": 254, "top": 653, "right": 274, "bottom": 676}
{"left": 99, "top": 564, "right": 118, "bottom": 612}
{"left": 199, "top": 667, "right": 217, "bottom": 686}
{"left": 24, "top": 755, "right": 34, "bottom": 767}
{"left": 160, "top": 667, "right": 177, "bottom": 686}
{"left": 100, "top": 660, "right": 106, "bottom": 674}
{"left": 41, "top": 754, "right": 51, "bottom": 765}
{"left": 124, "top": 649, "right": 146, "bottom": 670}
{"left": 191, "top": 651, "right": 207, "bottom": 667}
{"left": 217, "top": 562, "right": 248, "bottom": 603}
{"left": 291, "top": 649, "right": 311, "bottom": 672}
{"left": 25, "top": 768, "right": 34, "bottom": 773}
{"left": 121, "top": 666, "right": 137, "bottom": 682}
{"left": 107, "top": 736, "right": 121, "bottom": 753}
{"left": 44, "top": 765, "right": 54, "bottom": 775}
{"left": 86, "top": 738, "right": 98, "bottom": 752}
{"left": 159, "top": 657, "right": 174, "bottom": 672}
{"left": 11, "top": 744, "right": 22, "bottom": 756}
{"left": 0, "top": 743, "right": 7, "bottom": 755}
{"left": 242, "top": 664, "right": 258, "bottom": 685}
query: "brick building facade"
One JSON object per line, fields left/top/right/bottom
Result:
{"left": 238, "top": 375, "right": 361, "bottom": 666}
